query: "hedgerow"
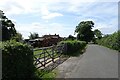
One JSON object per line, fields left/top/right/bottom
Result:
{"left": 1, "top": 40, "right": 36, "bottom": 79}
{"left": 57, "top": 40, "right": 87, "bottom": 56}
{"left": 96, "top": 30, "right": 120, "bottom": 52}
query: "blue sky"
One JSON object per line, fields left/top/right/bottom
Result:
{"left": 0, "top": 0, "right": 119, "bottom": 39}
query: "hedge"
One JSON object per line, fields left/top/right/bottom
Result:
{"left": 57, "top": 40, "right": 86, "bottom": 56}
{"left": 1, "top": 40, "right": 35, "bottom": 79}
{"left": 96, "top": 31, "right": 120, "bottom": 52}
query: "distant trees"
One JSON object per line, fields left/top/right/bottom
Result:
{"left": 28, "top": 32, "right": 39, "bottom": 39}
{"left": 67, "top": 35, "right": 76, "bottom": 40}
{"left": 1, "top": 10, "right": 17, "bottom": 41}
{"left": 75, "top": 21, "right": 94, "bottom": 42}
{"left": 92, "top": 29, "right": 102, "bottom": 43}
{"left": 94, "top": 29, "right": 102, "bottom": 39}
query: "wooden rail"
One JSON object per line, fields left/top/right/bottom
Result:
{"left": 33, "top": 45, "right": 64, "bottom": 69}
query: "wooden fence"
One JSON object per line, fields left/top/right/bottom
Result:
{"left": 33, "top": 44, "right": 65, "bottom": 69}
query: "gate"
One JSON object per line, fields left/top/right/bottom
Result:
{"left": 33, "top": 44, "right": 64, "bottom": 69}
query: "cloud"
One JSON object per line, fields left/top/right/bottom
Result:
{"left": 0, "top": 0, "right": 118, "bottom": 38}
{"left": 15, "top": 22, "right": 74, "bottom": 39}
{"left": 1, "top": 0, "right": 118, "bottom": 16}
{"left": 42, "top": 13, "right": 63, "bottom": 19}
{"left": 0, "top": 0, "right": 118, "bottom": 17}
{"left": 76, "top": 12, "right": 118, "bottom": 35}
{"left": 74, "top": 2, "right": 118, "bottom": 34}
{"left": 0, "top": 0, "right": 64, "bottom": 20}
{"left": 41, "top": 6, "right": 63, "bottom": 19}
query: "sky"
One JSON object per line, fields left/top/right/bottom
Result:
{"left": 0, "top": 0, "right": 119, "bottom": 39}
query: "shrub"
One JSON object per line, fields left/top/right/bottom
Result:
{"left": 58, "top": 40, "right": 86, "bottom": 56}
{"left": 1, "top": 40, "right": 35, "bottom": 79}
{"left": 96, "top": 31, "right": 120, "bottom": 52}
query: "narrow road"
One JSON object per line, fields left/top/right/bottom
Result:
{"left": 55, "top": 44, "right": 118, "bottom": 78}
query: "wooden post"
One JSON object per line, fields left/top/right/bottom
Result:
{"left": 43, "top": 49, "right": 46, "bottom": 68}
{"left": 52, "top": 46, "right": 55, "bottom": 63}
{"left": 57, "top": 45, "right": 61, "bottom": 64}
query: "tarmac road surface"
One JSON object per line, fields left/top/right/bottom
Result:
{"left": 55, "top": 44, "right": 118, "bottom": 78}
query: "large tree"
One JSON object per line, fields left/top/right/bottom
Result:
{"left": 75, "top": 21, "right": 94, "bottom": 42}
{"left": 0, "top": 10, "right": 17, "bottom": 41}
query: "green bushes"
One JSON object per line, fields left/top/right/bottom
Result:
{"left": 58, "top": 40, "right": 86, "bottom": 56}
{"left": 1, "top": 40, "right": 35, "bottom": 79}
{"left": 96, "top": 31, "right": 120, "bottom": 52}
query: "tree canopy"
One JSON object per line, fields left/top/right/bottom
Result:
{"left": 94, "top": 29, "right": 102, "bottom": 39}
{"left": 75, "top": 21, "right": 94, "bottom": 42}
{"left": 67, "top": 35, "right": 76, "bottom": 40}
{"left": 1, "top": 10, "right": 17, "bottom": 41}
{"left": 28, "top": 32, "right": 39, "bottom": 39}
{"left": 11, "top": 32, "right": 23, "bottom": 41}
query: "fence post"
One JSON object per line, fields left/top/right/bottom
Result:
{"left": 52, "top": 46, "right": 55, "bottom": 63}
{"left": 43, "top": 49, "right": 46, "bottom": 68}
{"left": 58, "top": 45, "right": 61, "bottom": 64}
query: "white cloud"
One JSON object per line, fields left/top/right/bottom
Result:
{"left": 0, "top": 0, "right": 118, "bottom": 17}
{"left": 0, "top": 0, "right": 64, "bottom": 19}
{"left": 1, "top": 0, "right": 118, "bottom": 15}
{"left": 93, "top": 20, "right": 118, "bottom": 34}
{"left": 0, "top": 0, "right": 118, "bottom": 38}
{"left": 42, "top": 13, "right": 63, "bottom": 19}
{"left": 93, "top": 24, "right": 112, "bottom": 30}
{"left": 41, "top": 6, "right": 63, "bottom": 19}
{"left": 15, "top": 22, "right": 74, "bottom": 39}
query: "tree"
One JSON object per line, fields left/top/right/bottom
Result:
{"left": 0, "top": 10, "right": 17, "bottom": 41}
{"left": 103, "top": 34, "right": 110, "bottom": 38}
{"left": 67, "top": 35, "right": 76, "bottom": 40}
{"left": 28, "top": 32, "right": 39, "bottom": 39}
{"left": 94, "top": 29, "right": 102, "bottom": 39}
{"left": 75, "top": 21, "right": 94, "bottom": 42}
{"left": 11, "top": 32, "right": 23, "bottom": 41}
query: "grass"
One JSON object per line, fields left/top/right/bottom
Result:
{"left": 34, "top": 48, "right": 59, "bottom": 58}
{"left": 34, "top": 68, "right": 58, "bottom": 80}
{"left": 41, "top": 69, "right": 58, "bottom": 80}
{"left": 33, "top": 48, "right": 60, "bottom": 79}
{"left": 33, "top": 47, "right": 63, "bottom": 80}
{"left": 33, "top": 44, "right": 87, "bottom": 79}
{"left": 34, "top": 49, "right": 43, "bottom": 55}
